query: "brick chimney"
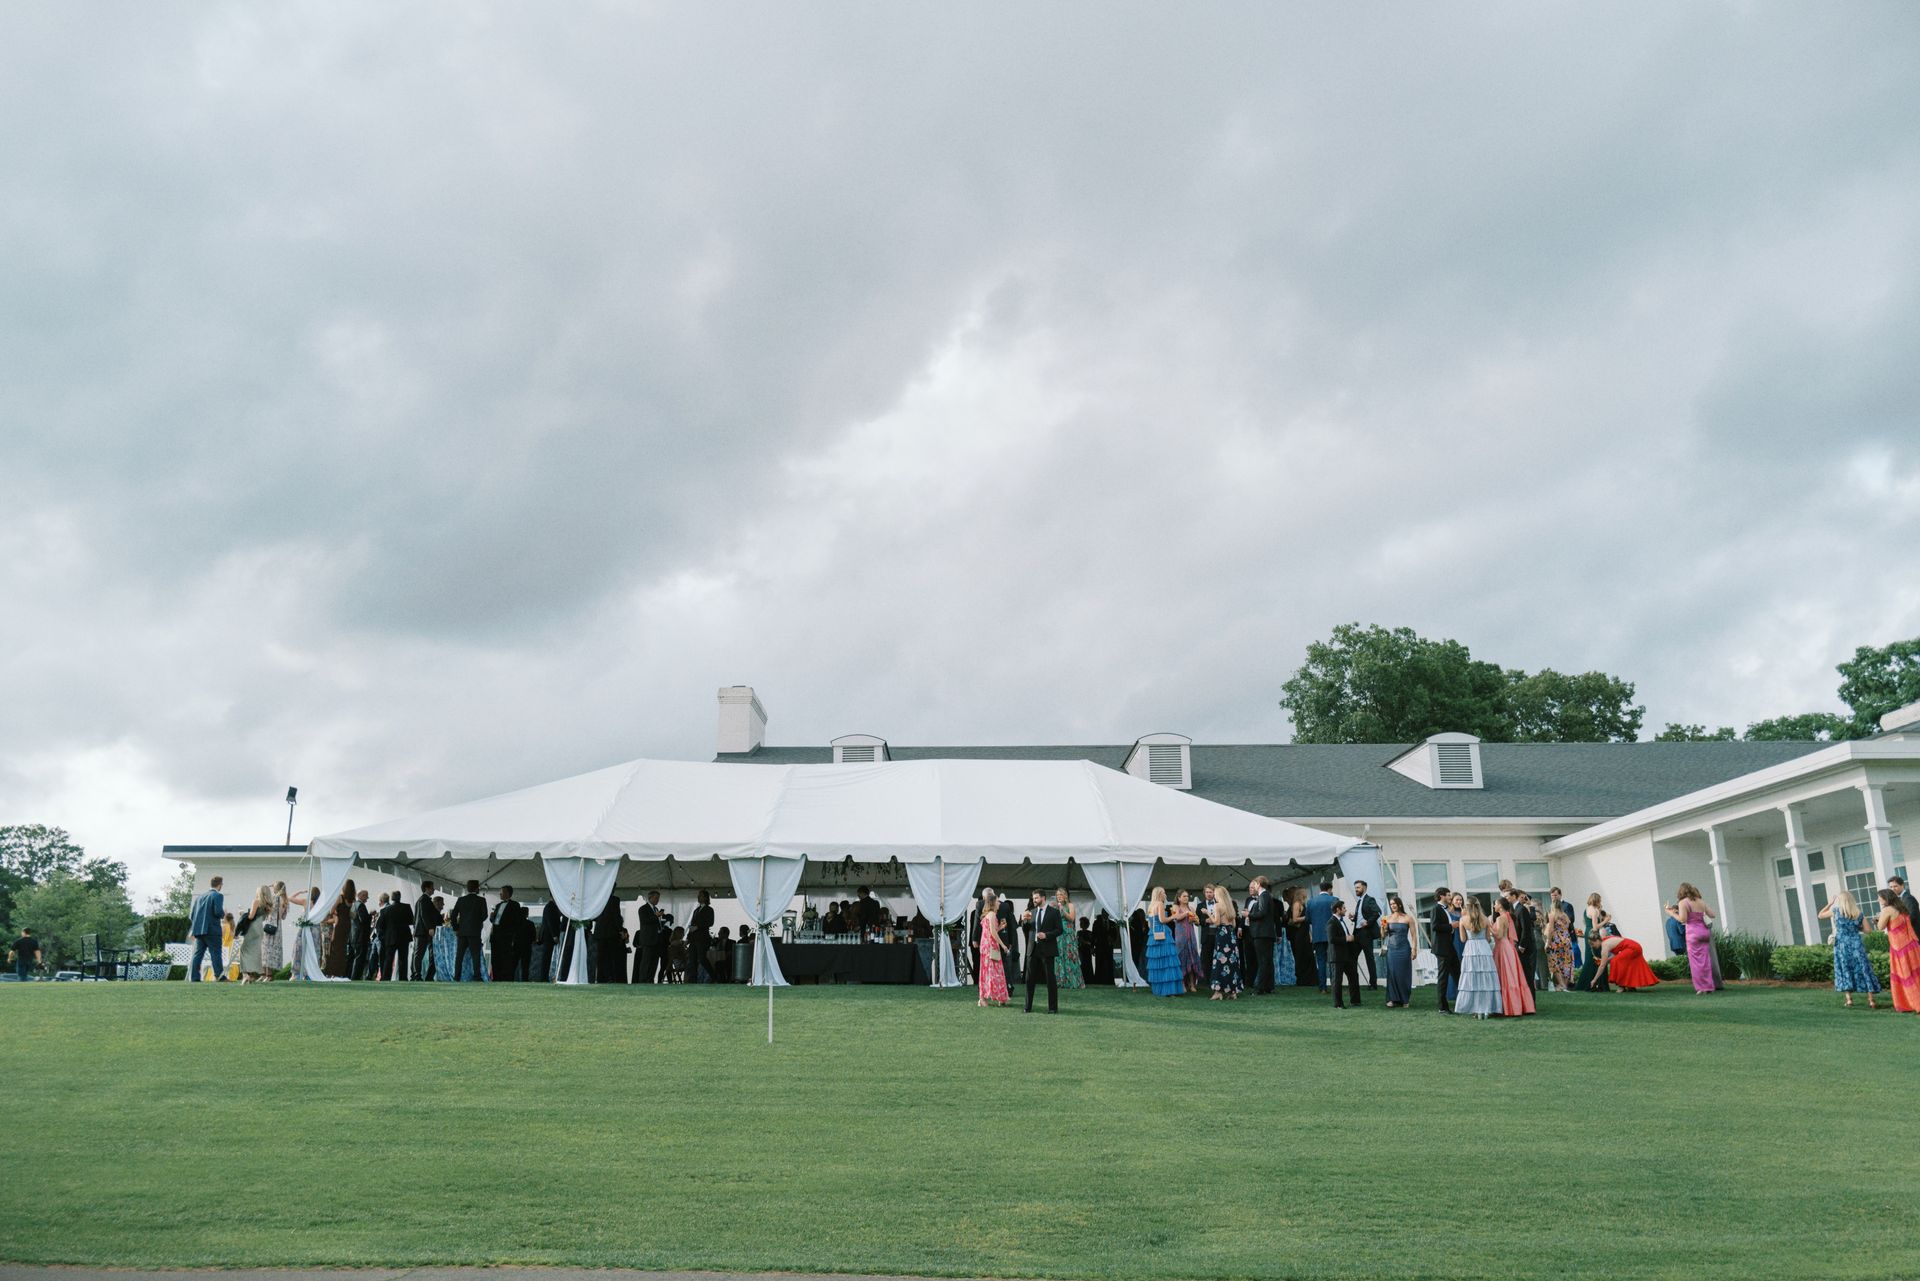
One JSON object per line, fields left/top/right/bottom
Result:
{"left": 717, "top": 686, "right": 768, "bottom": 755}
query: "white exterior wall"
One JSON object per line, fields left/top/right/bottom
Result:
{"left": 1548, "top": 831, "right": 1663, "bottom": 950}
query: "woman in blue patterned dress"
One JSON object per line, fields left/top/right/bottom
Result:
{"left": 1208, "top": 888, "right": 1243, "bottom": 999}
{"left": 1173, "top": 891, "right": 1204, "bottom": 991}
{"left": 1820, "top": 892, "right": 1881, "bottom": 1008}
{"left": 1145, "top": 887, "right": 1185, "bottom": 996}
{"left": 1053, "top": 888, "right": 1085, "bottom": 990}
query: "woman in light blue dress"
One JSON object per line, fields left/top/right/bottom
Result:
{"left": 1454, "top": 898, "right": 1503, "bottom": 1019}
{"left": 1382, "top": 895, "right": 1415, "bottom": 1007}
{"left": 1145, "top": 887, "right": 1185, "bottom": 997}
{"left": 1820, "top": 892, "right": 1881, "bottom": 1008}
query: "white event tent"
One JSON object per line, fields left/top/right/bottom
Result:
{"left": 304, "top": 757, "right": 1363, "bottom": 990}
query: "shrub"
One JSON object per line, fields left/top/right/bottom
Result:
{"left": 144, "top": 915, "right": 190, "bottom": 950}
{"left": 1649, "top": 956, "right": 1691, "bottom": 981}
{"left": 272, "top": 966, "right": 292, "bottom": 981}
{"left": 1714, "top": 930, "right": 1774, "bottom": 982}
{"left": 1864, "top": 930, "right": 1889, "bottom": 956}
{"left": 1770, "top": 945, "right": 1834, "bottom": 983}
{"left": 1872, "top": 953, "right": 1891, "bottom": 988}
{"left": 166, "top": 965, "right": 187, "bottom": 981}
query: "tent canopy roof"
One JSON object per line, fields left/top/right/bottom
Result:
{"left": 312, "top": 758, "right": 1361, "bottom": 886}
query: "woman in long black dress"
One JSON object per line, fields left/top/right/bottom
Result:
{"left": 687, "top": 890, "right": 716, "bottom": 983}
{"left": 594, "top": 893, "right": 626, "bottom": 983}
{"left": 322, "top": 880, "right": 355, "bottom": 978}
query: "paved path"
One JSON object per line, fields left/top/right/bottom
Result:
{"left": 0, "top": 1271, "right": 993, "bottom": 1281}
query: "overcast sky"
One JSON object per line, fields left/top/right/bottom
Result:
{"left": 3, "top": 2, "right": 1917, "bottom": 901}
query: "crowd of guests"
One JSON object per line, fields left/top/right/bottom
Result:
{"left": 197, "top": 877, "right": 753, "bottom": 984}
{"left": 174, "top": 867, "right": 1920, "bottom": 1017}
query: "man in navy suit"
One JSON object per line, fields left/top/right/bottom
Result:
{"left": 188, "top": 877, "right": 226, "bottom": 982}
{"left": 1305, "top": 880, "right": 1337, "bottom": 991}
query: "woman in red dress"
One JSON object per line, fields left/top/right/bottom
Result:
{"left": 1491, "top": 900, "right": 1537, "bottom": 1015}
{"left": 1879, "top": 889, "right": 1920, "bottom": 1014}
{"left": 1593, "top": 914, "right": 1659, "bottom": 992}
{"left": 977, "top": 889, "right": 1010, "bottom": 1007}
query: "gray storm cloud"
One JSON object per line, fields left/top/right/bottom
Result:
{"left": 1, "top": 2, "right": 1916, "bottom": 897}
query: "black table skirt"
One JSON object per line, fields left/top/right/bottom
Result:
{"left": 773, "top": 941, "right": 928, "bottom": 984}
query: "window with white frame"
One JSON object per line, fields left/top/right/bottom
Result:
{"left": 1412, "top": 862, "right": 1448, "bottom": 949}
{"left": 1463, "top": 861, "right": 1501, "bottom": 913}
{"left": 1840, "top": 841, "right": 1877, "bottom": 921}
{"left": 1514, "top": 860, "right": 1550, "bottom": 906}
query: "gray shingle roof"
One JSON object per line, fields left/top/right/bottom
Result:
{"left": 714, "top": 741, "right": 1828, "bottom": 820}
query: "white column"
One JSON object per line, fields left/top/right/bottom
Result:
{"left": 1780, "top": 803, "right": 1818, "bottom": 944}
{"left": 1706, "top": 824, "right": 1735, "bottom": 933}
{"left": 1859, "top": 782, "right": 1898, "bottom": 885}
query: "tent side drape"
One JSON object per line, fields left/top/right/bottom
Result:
{"left": 541, "top": 856, "right": 621, "bottom": 984}
{"left": 1081, "top": 858, "right": 1157, "bottom": 987}
{"left": 904, "top": 857, "right": 984, "bottom": 987}
{"left": 297, "top": 855, "right": 356, "bottom": 982}
{"left": 726, "top": 855, "right": 807, "bottom": 987}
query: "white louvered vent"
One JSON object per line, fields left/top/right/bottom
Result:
{"left": 1125, "top": 733, "right": 1192, "bottom": 789}
{"left": 1147, "top": 744, "right": 1185, "bottom": 785}
{"left": 831, "top": 734, "right": 889, "bottom": 764}
{"left": 1435, "top": 743, "right": 1476, "bottom": 786}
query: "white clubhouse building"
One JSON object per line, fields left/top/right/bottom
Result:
{"left": 166, "top": 685, "right": 1920, "bottom": 959}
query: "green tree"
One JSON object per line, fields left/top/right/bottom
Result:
{"left": 1505, "top": 668, "right": 1645, "bottom": 743}
{"left": 14, "top": 870, "right": 139, "bottom": 970}
{"left": 1280, "top": 623, "right": 1514, "bottom": 744}
{"left": 0, "top": 824, "right": 87, "bottom": 933}
{"left": 1744, "top": 712, "right": 1851, "bottom": 742}
{"left": 1836, "top": 637, "right": 1920, "bottom": 735}
{"left": 150, "top": 862, "right": 196, "bottom": 915}
{"left": 1654, "top": 723, "right": 1738, "bottom": 742}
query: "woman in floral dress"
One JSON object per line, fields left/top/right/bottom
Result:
{"left": 1208, "top": 887, "right": 1242, "bottom": 999}
{"left": 1819, "top": 892, "right": 1880, "bottom": 1008}
{"left": 1544, "top": 905, "right": 1576, "bottom": 991}
{"left": 1052, "top": 888, "right": 1084, "bottom": 990}
{"left": 976, "top": 889, "right": 1010, "bottom": 1007}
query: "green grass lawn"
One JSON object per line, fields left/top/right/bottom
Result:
{"left": 0, "top": 980, "right": 1910, "bottom": 1280}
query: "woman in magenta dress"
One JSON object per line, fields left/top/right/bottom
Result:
{"left": 1675, "top": 882, "right": 1716, "bottom": 994}
{"left": 1490, "top": 899, "right": 1536, "bottom": 1016}
{"left": 976, "top": 890, "right": 1010, "bottom": 1007}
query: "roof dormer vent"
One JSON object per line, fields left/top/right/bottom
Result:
{"left": 1123, "top": 733, "right": 1192, "bottom": 790}
{"left": 831, "top": 733, "right": 890, "bottom": 764}
{"left": 1386, "top": 732, "right": 1483, "bottom": 790}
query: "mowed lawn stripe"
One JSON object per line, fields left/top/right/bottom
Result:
{"left": 0, "top": 982, "right": 1907, "bottom": 1280}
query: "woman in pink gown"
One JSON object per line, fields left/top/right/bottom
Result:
{"left": 1676, "top": 882, "right": 1716, "bottom": 994}
{"left": 977, "top": 889, "right": 1010, "bottom": 1007}
{"left": 1491, "top": 900, "right": 1536, "bottom": 1016}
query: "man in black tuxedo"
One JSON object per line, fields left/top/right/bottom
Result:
{"left": 533, "top": 898, "right": 565, "bottom": 983}
{"left": 1327, "top": 900, "right": 1363, "bottom": 1007}
{"left": 1246, "top": 876, "right": 1278, "bottom": 994}
{"left": 1021, "top": 888, "right": 1063, "bottom": 1013}
{"left": 490, "top": 887, "right": 529, "bottom": 981}
{"left": 995, "top": 893, "right": 1018, "bottom": 978}
{"left": 348, "top": 890, "right": 373, "bottom": 980}
{"left": 449, "top": 880, "right": 488, "bottom": 982}
{"left": 852, "top": 886, "right": 884, "bottom": 942}
{"left": 1352, "top": 879, "right": 1382, "bottom": 989}
{"left": 687, "top": 890, "right": 716, "bottom": 982}
{"left": 376, "top": 892, "right": 414, "bottom": 980}
{"left": 1891, "top": 876, "right": 1919, "bottom": 927}
{"left": 633, "top": 890, "right": 664, "bottom": 983}
{"left": 1428, "top": 887, "right": 1457, "bottom": 1012}
{"left": 412, "top": 880, "right": 442, "bottom": 980}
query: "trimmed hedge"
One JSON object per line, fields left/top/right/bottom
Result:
{"left": 1770, "top": 943, "right": 1894, "bottom": 989}
{"left": 144, "top": 916, "right": 190, "bottom": 950}
{"left": 1713, "top": 930, "right": 1773, "bottom": 982}
{"left": 1649, "top": 956, "right": 1690, "bottom": 981}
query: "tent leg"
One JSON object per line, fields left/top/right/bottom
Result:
{"left": 767, "top": 980, "right": 774, "bottom": 1044}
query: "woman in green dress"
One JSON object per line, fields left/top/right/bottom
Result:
{"left": 1573, "top": 891, "right": 1605, "bottom": 991}
{"left": 1053, "top": 888, "right": 1085, "bottom": 989}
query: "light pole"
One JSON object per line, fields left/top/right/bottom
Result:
{"left": 284, "top": 786, "right": 299, "bottom": 846}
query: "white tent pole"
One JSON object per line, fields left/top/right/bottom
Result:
{"left": 764, "top": 855, "right": 775, "bottom": 1044}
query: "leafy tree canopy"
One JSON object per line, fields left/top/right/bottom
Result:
{"left": 1654, "top": 723, "right": 1738, "bottom": 742}
{"left": 1279, "top": 623, "right": 1643, "bottom": 744}
{"left": 14, "top": 870, "right": 139, "bottom": 971}
{"left": 1836, "top": 637, "right": 1920, "bottom": 735}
